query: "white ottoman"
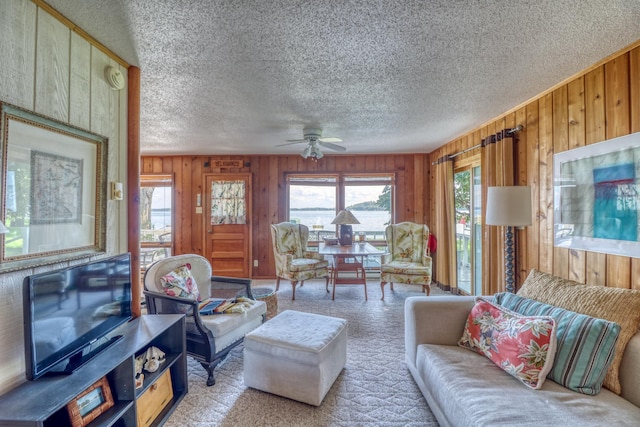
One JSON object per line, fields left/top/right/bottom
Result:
{"left": 243, "top": 310, "right": 347, "bottom": 406}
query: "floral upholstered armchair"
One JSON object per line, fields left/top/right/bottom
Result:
{"left": 270, "top": 222, "right": 330, "bottom": 300}
{"left": 380, "top": 222, "right": 432, "bottom": 300}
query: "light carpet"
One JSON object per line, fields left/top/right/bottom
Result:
{"left": 165, "top": 278, "right": 445, "bottom": 427}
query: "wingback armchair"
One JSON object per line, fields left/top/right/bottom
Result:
{"left": 270, "top": 222, "right": 330, "bottom": 300}
{"left": 144, "top": 254, "right": 266, "bottom": 386}
{"left": 380, "top": 222, "right": 432, "bottom": 300}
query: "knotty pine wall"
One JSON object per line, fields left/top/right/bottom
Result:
{"left": 429, "top": 43, "right": 640, "bottom": 291}
{"left": 141, "top": 154, "right": 430, "bottom": 278}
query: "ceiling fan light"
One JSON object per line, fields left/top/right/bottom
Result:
{"left": 301, "top": 146, "right": 311, "bottom": 158}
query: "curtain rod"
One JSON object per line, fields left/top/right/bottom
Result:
{"left": 431, "top": 125, "right": 523, "bottom": 165}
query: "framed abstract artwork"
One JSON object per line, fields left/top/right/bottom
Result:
{"left": 0, "top": 102, "right": 107, "bottom": 270}
{"left": 554, "top": 131, "right": 640, "bottom": 258}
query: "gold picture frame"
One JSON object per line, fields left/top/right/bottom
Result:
{"left": 0, "top": 102, "right": 107, "bottom": 271}
{"left": 66, "top": 376, "right": 114, "bottom": 427}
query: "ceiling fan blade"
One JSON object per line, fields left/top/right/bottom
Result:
{"left": 318, "top": 141, "right": 347, "bottom": 152}
{"left": 276, "top": 140, "right": 307, "bottom": 147}
{"left": 318, "top": 137, "right": 342, "bottom": 143}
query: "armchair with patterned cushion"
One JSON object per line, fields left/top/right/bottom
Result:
{"left": 380, "top": 222, "right": 432, "bottom": 300}
{"left": 270, "top": 222, "right": 330, "bottom": 300}
{"left": 143, "top": 254, "right": 266, "bottom": 386}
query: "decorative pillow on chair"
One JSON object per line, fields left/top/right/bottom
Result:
{"left": 160, "top": 263, "right": 201, "bottom": 301}
{"left": 458, "top": 297, "right": 557, "bottom": 390}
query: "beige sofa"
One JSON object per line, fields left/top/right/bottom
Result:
{"left": 405, "top": 293, "right": 640, "bottom": 426}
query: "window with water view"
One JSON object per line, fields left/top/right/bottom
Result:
{"left": 287, "top": 174, "right": 394, "bottom": 243}
{"left": 140, "top": 175, "right": 173, "bottom": 268}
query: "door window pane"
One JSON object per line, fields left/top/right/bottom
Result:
{"left": 472, "top": 167, "right": 482, "bottom": 295}
{"left": 455, "top": 170, "right": 472, "bottom": 294}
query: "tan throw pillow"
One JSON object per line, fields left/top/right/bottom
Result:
{"left": 518, "top": 269, "right": 640, "bottom": 395}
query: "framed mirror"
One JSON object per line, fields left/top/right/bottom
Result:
{"left": 0, "top": 103, "right": 107, "bottom": 270}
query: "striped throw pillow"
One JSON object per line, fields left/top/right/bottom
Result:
{"left": 494, "top": 292, "right": 620, "bottom": 395}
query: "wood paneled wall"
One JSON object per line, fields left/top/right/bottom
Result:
{"left": 429, "top": 43, "right": 640, "bottom": 291}
{"left": 141, "top": 154, "right": 430, "bottom": 278}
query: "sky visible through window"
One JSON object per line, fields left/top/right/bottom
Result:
{"left": 289, "top": 184, "right": 390, "bottom": 234}
{"left": 289, "top": 186, "right": 384, "bottom": 209}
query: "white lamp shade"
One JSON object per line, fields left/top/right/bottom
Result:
{"left": 0, "top": 221, "right": 7, "bottom": 234}
{"left": 486, "top": 186, "right": 532, "bottom": 227}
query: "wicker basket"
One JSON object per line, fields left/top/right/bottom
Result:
{"left": 253, "top": 287, "right": 278, "bottom": 320}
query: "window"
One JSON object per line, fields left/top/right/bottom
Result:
{"left": 140, "top": 175, "right": 173, "bottom": 269}
{"left": 286, "top": 173, "right": 394, "bottom": 243}
{"left": 454, "top": 163, "right": 482, "bottom": 296}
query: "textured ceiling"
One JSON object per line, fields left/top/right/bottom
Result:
{"left": 47, "top": 0, "right": 640, "bottom": 156}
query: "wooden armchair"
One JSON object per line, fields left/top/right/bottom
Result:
{"left": 143, "top": 254, "right": 266, "bottom": 386}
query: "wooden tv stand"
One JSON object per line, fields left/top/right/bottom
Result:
{"left": 0, "top": 314, "right": 187, "bottom": 427}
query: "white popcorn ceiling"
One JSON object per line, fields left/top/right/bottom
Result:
{"left": 47, "top": 0, "right": 640, "bottom": 156}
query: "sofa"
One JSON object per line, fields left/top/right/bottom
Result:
{"left": 405, "top": 270, "right": 640, "bottom": 426}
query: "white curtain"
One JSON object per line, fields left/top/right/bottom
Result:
{"left": 211, "top": 180, "right": 246, "bottom": 224}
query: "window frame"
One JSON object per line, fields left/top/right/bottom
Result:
{"left": 285, "top": 172, "right": 396, "bottom": 245}
{"left": 140, "top": 174, "right": 174, "bottom": 268}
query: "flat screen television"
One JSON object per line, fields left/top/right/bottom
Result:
{"left": 23, "top": 253, "right": 133, "bottom": 380}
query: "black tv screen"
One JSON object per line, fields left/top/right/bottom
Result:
{"left": 23, "top": 253, "right": 132, "bottom": 380}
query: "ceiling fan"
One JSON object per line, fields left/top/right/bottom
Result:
{"left": 278, "top": 128, "right": 346, "bottom": 159}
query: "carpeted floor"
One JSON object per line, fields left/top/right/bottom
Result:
{"left": 164, "top": 277, "right": 445, "bottom": 427}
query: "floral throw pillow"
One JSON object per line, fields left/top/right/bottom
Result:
{"left": 160, "top": 263, "right": 201, "bottom": 301}
{"left": 458, "top": 297, "right": 557, "bottom": 390}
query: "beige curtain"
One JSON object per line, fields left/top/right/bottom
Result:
{"left": 434, "top": 158, "right": 457, "bottom": 290}
{"left": 480, "top": 133, "right": 515, "bottom": 295}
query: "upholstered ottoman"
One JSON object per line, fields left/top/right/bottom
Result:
{"left": 243, "top": 310, "right": 347, "bottom": 406}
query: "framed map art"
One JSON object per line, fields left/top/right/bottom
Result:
{"left": 0, "top": 102, "right": 107, "bottom": 270}
{"left": 30, "top": 150, "right": 83, "bottom": 224}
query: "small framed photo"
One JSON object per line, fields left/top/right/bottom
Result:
{"left": 66, "top": 376, "right": 114, "bottom": 427}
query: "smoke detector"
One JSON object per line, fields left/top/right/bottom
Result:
{"left": 104, "top": 66, "right": 125, "bottom": 90}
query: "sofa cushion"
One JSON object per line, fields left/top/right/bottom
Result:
{"left": 458, "top": 298, "right": 557, "bottom": 390}
{"left": 380, "top": 260, "right": 431, "bottom": 275}
{"left": 198, "top": 299, "right": 266, "bottom": 337}
{"left": 517, "top": 269, "right": 640, "bottom": 394}
{"left": 495, "top": 292, "right": 620, "bottom": 395}
{"left": 289, "top": 257, "right": 329, "bottom": 272}
{"left": 415, "top": 343, "right": 640, "bottom": 427}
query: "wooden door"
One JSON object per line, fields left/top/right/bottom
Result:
{"left": 204, "top": 173, "right": 252, "bottom": 277}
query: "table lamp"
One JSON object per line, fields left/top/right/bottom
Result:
{"left": 486, "top": 186, "right": 532, "bottom": 293}
{"left": 331, "top": 210, "right": 360, "bottom": 246}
